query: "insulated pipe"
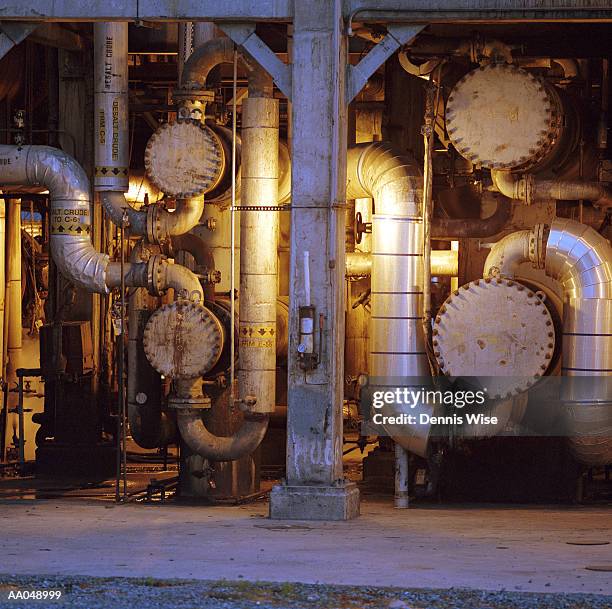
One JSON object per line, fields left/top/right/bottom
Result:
{"left": 0, "top": 199, "right": 5, "bottom": 380}
{"left": 94, "top": 23, "right": 206, "bottom": 241}
{"left": 347, "top": 142, "right": 435, "bottom": 458}
{"left": 238, "top": 83, "right": 279, "bottom": 416}
{"left": 0, "top": 145, "right": 202, "bottom": 301}
{"left": 346, "top": 250, "right": 459, "bottom": 278}
{"left": 492, "top": 170, "right": 612, "bottom": 208}
{"left": 484, "top": 219, "right": 612, "bottom": 465}
{"left": 546, "top": 219, "right": 612, "bottom": 465}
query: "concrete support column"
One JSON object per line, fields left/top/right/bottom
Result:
{"left": 270, "top": 0, "right": 360, "bottom": 520}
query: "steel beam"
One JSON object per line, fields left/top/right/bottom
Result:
{"left": 0, "top": 22, "right": 37, "bottom": 60}
{"left": 0, "top": 1, "right": 292, "bottom": 21}
{"left": 220, "top": 24, "right": 292, "bottom": 99}
{"left": 269, "top": 0, "right": 359, "bottom": 521}
{"left": 346, "top": 23, "right": 424, "bottom": 103}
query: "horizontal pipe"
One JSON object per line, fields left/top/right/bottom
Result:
{"left": 431, "top": 202, "right": 512, "bottom": 239}
{"left": 346, "top": 249, "right": 458, "bottom": 277}
{"left": 492, "top": 170, "right": 612, "bottom": 208}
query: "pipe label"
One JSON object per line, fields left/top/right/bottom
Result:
{"left": 51, "top": 207, "right": 91, "bottom": 236}
{"left": 239, "top": 323, "right": 275, "bottom": 349}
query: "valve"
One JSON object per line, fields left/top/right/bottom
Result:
{"left": 354, "top": 211, "right": 372, "bottom": 245}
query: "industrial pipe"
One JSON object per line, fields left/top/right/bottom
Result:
{"left": 431, "top": 201, "right": 512, "bottom": 239}
{"left": 346, "top": 249, "right": 459, "bottom": 278}
{"left": 0, "top": 145, "right": 202, "bottom": 302}
{"left": 127, "top": 243, "right": 177, "bottom": 449}
{"left": 484, "top": 219, "right": 612, "bottom": 465}
{"left": 347, "top": 142, "right": 435, "bottom": 458}
{"left": 94, "top": 23, "right": 206, "bottom": 241}
{"left": 492, "top": 170, "right": 612, "bottom": 208}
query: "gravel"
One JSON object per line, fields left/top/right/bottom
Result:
{"left": 0, "top": 575, "right": 610, "bottom": 609}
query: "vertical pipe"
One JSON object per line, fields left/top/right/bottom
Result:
{"left": 238, "top": 74, "right": 279, "bottom": 414}
{"left": 93, "top": 23, "right": 129, "bottom": 193}
{"left": 6, "top": 199, "right": 21, "bottom": 455}
{"left": 394, "top": 443, "right": 410, "bottom": 508}
{"left": 0, "top": 199, "right": 5, "bottom": 385}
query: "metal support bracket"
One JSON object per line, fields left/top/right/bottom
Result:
{"left": 220, "top": 23, "right": 292, "bottom": 100}
{"left": 346, "top": 24, "right": 425, "bottom": 103}
{"left": 0, "top": 21, "right": 38, "bottom": 61}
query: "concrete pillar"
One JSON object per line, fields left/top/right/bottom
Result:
{"left": 269, "top": 0, "right": 360, "bottom": 520}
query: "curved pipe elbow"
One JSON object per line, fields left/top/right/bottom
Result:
{"left": 483, "top": 229, "right": 533, "bottom": 278}
{"left": 161, "top": 196, "right": 204, "bottom": 237}
{"left": 177, "top": 410, "right": 269, "bottom": 462}
{"left": 181, "top": 38, "right": 239, "bottom": 91}
{"left": 100, "top": 191, "right": 147, "bottom": 235}
{"left": 164, "top": 262, "right": 203, "bottom": 302}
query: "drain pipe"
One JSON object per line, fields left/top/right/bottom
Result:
{"left": 492, "top": 170, "right": 612, "bottom": 208}
{"left": 176, "top": 70, "right": 278, "bottom": 461}
{"left": 484, "top": 219, "right": 612, "bottom": 465}
{"left": 347, "top": 142, "right": 435, "bottom": 458}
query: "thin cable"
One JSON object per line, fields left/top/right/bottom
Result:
{"left": 230, "top": 48, "right": 238, "bottom": 403}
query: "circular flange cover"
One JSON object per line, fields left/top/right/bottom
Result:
{"left": 144, "top": 119, "right": 224, "bottom": 198}
{"left": 143, "top": 299, "right": 224, "bottom": 378}
{"left": 433, "top": 278, "right": 556, "bottom": 398}
{"left": 445, "top": 64, "right": 561, "bottom": 170}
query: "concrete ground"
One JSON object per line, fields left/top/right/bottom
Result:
{"left": 1, "top": 497, "right": 611, "bottom": 597}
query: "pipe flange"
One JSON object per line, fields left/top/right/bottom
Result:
{"left": 433, "top": 277, "right": 556, "bottom": 398}
{"left": 144, "top": 119, "right": 224, "bottom": 198}
{"left": 146, "top": 204, "right": 165, "bottom": 245}
{"left": 168, "top": 395, "right": 212, "bottom": 410}
{"left": 172, "top": 87, "right": 215, "bottom": 107}
{"left": 146, "top": 254, "right": 167, "bottom": 296}
{"left": 143, "top": 299, "right": 224, "bottom": 378}
{"left": 530, "top": 223, "right": 548, "bottom": 269}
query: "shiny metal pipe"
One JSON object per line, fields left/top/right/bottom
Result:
{"left": 347, "top": 142, "right": 434, "bottom": 458}
{"left": 546, "top": 218, "right": 612, "bottom": 465}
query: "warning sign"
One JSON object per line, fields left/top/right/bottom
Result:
{"left": 51, "top": 207, "right": 91, "bottom": 236}
{"left": 239, "top": 323, "right": 275, "bottom": 349}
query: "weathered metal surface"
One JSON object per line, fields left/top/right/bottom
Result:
{"left": 0, "top": 1, "right": 293, "bottom": 21}
{"left": 0, "top": 22, "right": 37, "bottom": 60}
{"left": 446, "top": 64, "right": 563, "bottom": 171}
{"left": 433, "top": 278, "right": 556, "bottom": 398}
{"left": 143, "top": 299, "right": 224, "bottom": 378}
{"left": 239, "top": 94, "right": 279, "bottom": 415}
{"left": 348, "top": 1, "right": 612, "bottom": 23}
{"left": 144, "top": 120, "right": 224, "bottom": 198}
{"left": 346, "top": 24, "right": 424, "bottom": 103}
{"left": 94, "top": 23, "right": 129, "bottom": 192}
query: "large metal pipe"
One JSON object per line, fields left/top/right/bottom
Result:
{"left": 347, "top": 142, "right": 434, "bottom": 458}
{"left": 484, "top": 219, "right": 612, "bottom": 465}
{"left": 94, "top": 23, "right": 206, "bottom": 239}
{"left": 492, "top": 170, "right": 612, "bottom": 208}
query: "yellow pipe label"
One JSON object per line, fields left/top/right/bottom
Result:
{"left": 239, "top": 324, "right": 275, "bottom": 349}
{"left": 51, "top": 207, "right": 91, "bottom": 236}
